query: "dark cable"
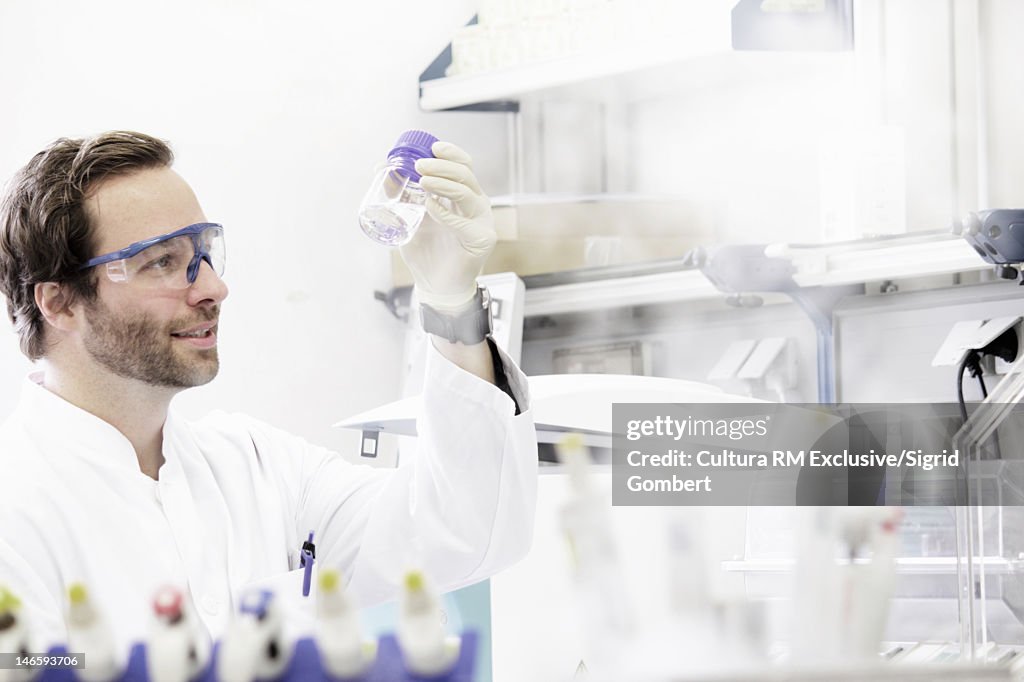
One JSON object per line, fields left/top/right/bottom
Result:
{"left": 958, "top": 350, "right": 1002, "bottom": 460}
{"left": 957, "top": 355, "right": 969, "bottom": 424}
{"left": 958, "top": 350, "right": 984, "bottom": 424}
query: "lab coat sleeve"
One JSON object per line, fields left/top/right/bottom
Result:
{"left": 0, "top": 533, "right": 67, "bottom": 650}
{"left": 247, "top": 340, "right": 537, "bottom": 606}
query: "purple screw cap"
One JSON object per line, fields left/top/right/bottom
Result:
{"left": 387, "top": 130, "right": 438, "bottom": 182}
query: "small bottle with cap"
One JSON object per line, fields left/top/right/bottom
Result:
{"left": 395, "top": 570, "right": 460, "bottom": 677}
{"left": 216, "top": 589, "right": 290, "bottom": 682}
{"left": 0, "top": 586, "right": 35, "bottom": 682}
{"left": 146, "top": 586, "right": 210, "bottom": 682}
{"left": 556, "top": 434, "right": 634, "bottom": 655}
{"left": 357, "top": 130, "right": 439, "bottom": 247}
{"left": 66, "top": 583, "right": 122, "bottom": 682}
{"left": 315, "top": 569, "right": 376, "bottom": 680}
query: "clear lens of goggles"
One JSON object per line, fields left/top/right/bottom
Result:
{"left": 104, "top": 226, "right": 226, "bottom": 289}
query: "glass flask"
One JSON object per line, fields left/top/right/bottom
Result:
{"left": 357, "top": 129, "right": 438, "bottom": 246}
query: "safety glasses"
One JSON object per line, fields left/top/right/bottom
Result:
{"left": 79, "top": 223, "right": 226, "bottom": 290}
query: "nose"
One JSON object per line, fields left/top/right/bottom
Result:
{"left": 187, "top": 259, "right": 229, "bottom": 307}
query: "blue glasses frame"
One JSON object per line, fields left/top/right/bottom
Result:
{"left": 79, "top": 222, "right": 224, "bottom": 285}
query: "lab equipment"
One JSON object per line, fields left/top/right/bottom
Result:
{"left": 315, "top": 570, "right": 376, "bottom": 680}
{"left": 693, "top": 243, "right": 861, "bottom": 403}
{"left": 38, "top": 636, "right": 478, "bottom": 682}
{"left": 665, "top": 510, "right": 710, "bottom": 618}
{"left": 0, "top": 586, "right": 34, "bottom": 682}
{"left": 708, "top": 337, "right": 798, "bottom": 401}
{"left": 932, "top": 317, "right": 1020, "bottom": 370}
{"left": 949, "top": 348, "right": 1024, "bottom": 659}
{"left": 843, "top": 508, "right": 903, "bottom": 660}
{"left": 790, "top": 507, "right": 902, "bottom": 664}
{"left": 66, "top": 584, "right": 121, "bottom": 682}
{"left": 78, "top": 223, "right": 226, "bottom": 290}
{"left": 216, "top": 590, "right": 290, "bottom": 682}
{"left": 145, "top": 586, "right": 210, "bottom": 682}
{"left": 392, "top": 140, "right": 496, "bottom": 311}
{"left": 29, "top": 573, "right": 478, "bottom": 682}
{"left": 395, "top": 571, "right": 460, "bottom": 677}
{"left": 731, "top": 0, "right": 855, "bottom": 51}
{"left": 556, "top": 434, "right": 634, "bottom": 661}
{"left": 956, "top": 209, "right": 1024, "bottom": 268}
{"left": 358, "top": 130, "right": 438, "bottom": 247}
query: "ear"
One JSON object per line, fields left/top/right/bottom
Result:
{"left": 34, "top": 282, "right": 81, "bottom": 333}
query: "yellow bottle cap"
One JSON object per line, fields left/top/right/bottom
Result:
{"left": 404, "top": 571, "right": 424, "bottom": 592}
{"left": 0, "top": 586, "right": 21, "bottom": 612}
{"left": 319, "top": 569, "right": 341, "bottom": 592}
{"left": 68, "top": 583, "right": 88, "bottom": 606}
{"left": 559, "top": 432, "right": 585, "bottom": 452}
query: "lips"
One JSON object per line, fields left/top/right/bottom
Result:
{"left": 170, "top": 321, "right": 217, "bottom": 339}
{"left": 170, "top": 318, "right": 219, "bottom": 352}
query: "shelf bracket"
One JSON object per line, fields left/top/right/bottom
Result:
{"left": 693, "top": 244, "right": 862, "bottom": 403}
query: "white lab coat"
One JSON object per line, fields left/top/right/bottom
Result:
{"left": 0, "top": 341, "right": 537, "bottom": 651}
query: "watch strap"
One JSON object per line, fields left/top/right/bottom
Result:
{"left": 420, "top": 288, "right": 492, "bottom": 344}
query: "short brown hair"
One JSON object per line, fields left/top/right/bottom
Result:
{"left": 0, "top": 131, "right": 174, "bottom": 360}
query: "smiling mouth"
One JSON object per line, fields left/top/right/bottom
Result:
{"left": 170, "top": 324, "right": 217, "bottom": 339}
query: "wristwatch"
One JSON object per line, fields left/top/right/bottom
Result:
{"left": 420, "top": 287, "right": 493, "bottom": 344}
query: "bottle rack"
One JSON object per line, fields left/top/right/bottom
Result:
{"left": 40, "top": 632, "right": 478, "bottom": 682}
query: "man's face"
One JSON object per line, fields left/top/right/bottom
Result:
{"left": 80, "top": 167, "right": 229, "bottom": 388}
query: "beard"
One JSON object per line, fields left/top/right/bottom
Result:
{"left": 82, "top": 298, "right": 220, "bottom": 388}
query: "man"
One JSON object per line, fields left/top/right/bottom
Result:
{"left": 0, "top": 131, "right": 537, "bottom": 650}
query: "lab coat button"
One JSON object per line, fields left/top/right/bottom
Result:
{"left": 201, "top": 595, "right": 221, "bottom": 615}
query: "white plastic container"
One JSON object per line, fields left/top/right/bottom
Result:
{"left": 315, "top": 569, "right": 376, "bottom": 680}
{"left": 145, "top": 586, "right": 210, "bottom": 682}
{"left": 216, "top": 589, "right": 290, "bottom": 682}
{"left": 0, "top": 587, "right": 35, "bottom": 682}
{"left": 396, "top": 571, "right": 460, "bottom": 677}
{"left": 66, "top": 584, "right": 122, "bottom": 682}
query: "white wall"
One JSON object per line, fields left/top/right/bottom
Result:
{"left": 0, "top": 0, "right": 509, "bottom": 455}
{"left": 982, "top": 0, "right": 1024, "bottom": 209}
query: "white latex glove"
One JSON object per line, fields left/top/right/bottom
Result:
{"left": 400, "top": 141, "right": 495, "bottom": 312}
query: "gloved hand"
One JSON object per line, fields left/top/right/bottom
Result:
{"left": 400, "top": 141, "right": 496, "bottom": 312}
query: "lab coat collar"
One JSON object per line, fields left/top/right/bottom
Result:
{"left": 17, "top": 370, "right": 182, "bottom": 478}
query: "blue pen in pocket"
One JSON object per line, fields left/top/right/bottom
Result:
{"left": 300, "top": 531, "right": 316, "bottom": 597}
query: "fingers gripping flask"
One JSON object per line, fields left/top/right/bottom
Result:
{"left": 358, "top": 130, "right": 438, "bottom": 246}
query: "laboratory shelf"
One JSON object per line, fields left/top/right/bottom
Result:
{"left": 787, "top": 234, "right": 988, "bottom": 288}
{"left": 525, "top": 267, "right": 714, "bottom": 316}
{"left": 721, "top": 556, "right": 1018, "bottom": 576}
{"left": 521, "top": 233, "right": 990, "bottom": 317}
{"left": 768, "top": 641, "right": 1024, "bottom": 678}
{"left": 489, "top": 192, "right": 693, "bottom": 207}
{"left": 419, "top": 34, "right": 731, "bottom": 111}
{"left": 418, "top": 19, "right": 848, "bottom": 111}
{"left": 381, "top": 233, "right": 990, "bottom": 318}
